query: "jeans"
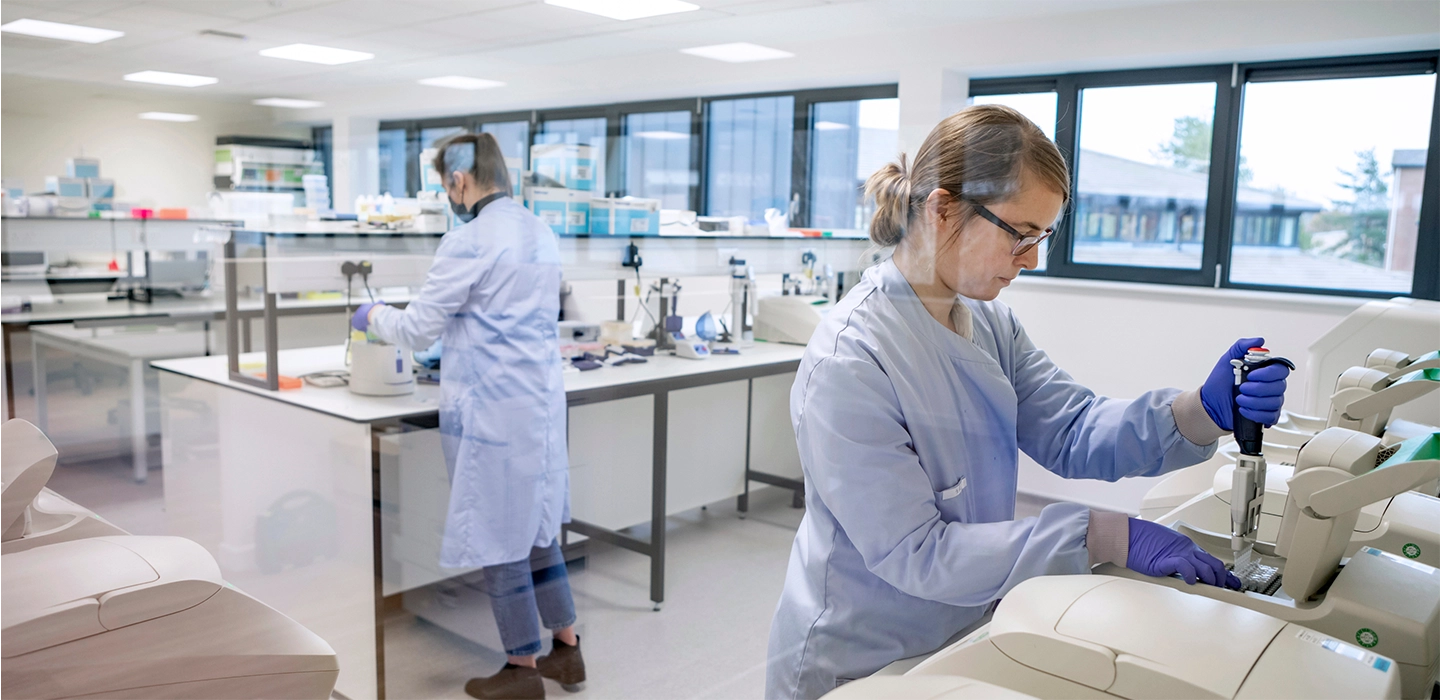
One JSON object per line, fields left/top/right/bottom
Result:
{"left": 483, "top": 540, "right": 577, "bottom": 656}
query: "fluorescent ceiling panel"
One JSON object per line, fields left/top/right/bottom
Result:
{"left": 634, "top": 130, "right": 689, "bottom": 140}
{"left": 680, "top": 42, "right": 793, "bottom": 63}
{"left": 259, "top": 43, "right": 374, "bottom": 65}
{"left": 0, "top": 18, "right": 123, "bottom": 43}
{"left": 123, "top": 71, "right": 219, "bottom": 87}
{"left": 253, "top": 97, "right": 325, "bottom": 108}
{"left": 139, "top": 112, "right": 199, "bottom": 122}
{"left": 813, "top": 121, "right": 850, "bottom": 131}
{"left": 419, "top": 76, "right": 505, "bottom": 90}
{"left": 545, "top": 0, "right": 698, "bottom": 21}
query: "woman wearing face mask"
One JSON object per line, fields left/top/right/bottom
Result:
{"left": 353, "top": 132, "right": 584, "bottom": 700}
{"left": 765, "top": 105, "right": 1289, "bottom": 700}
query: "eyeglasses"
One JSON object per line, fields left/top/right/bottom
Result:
{"left": 970, "top": 203, "right": 1053, "bottom": 256}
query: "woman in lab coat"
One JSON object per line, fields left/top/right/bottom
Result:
{"left": 354, "top": 133, "right": 584, "bottom": 700}
{"left": 765, "top": 105, "right": 1289, "bottom": 700}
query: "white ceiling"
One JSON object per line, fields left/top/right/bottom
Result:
{"left": 1, "top": 0, "right": 1169, "bottom": 98}
{"left": 2, "top": 0, "right": 1436, "bottom": 124}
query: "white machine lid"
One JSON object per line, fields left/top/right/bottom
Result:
{"left": 991, "top": 577, "right": 1285, "bottom": 700}
{"left": 2, "top": 536, "right": 223, "bottom": 658}
{"left": 826, "top": 676, "right": 1038, "bottom": 700}
{"left": 1212, "top": 464, "right": 1386, "bottom": 530}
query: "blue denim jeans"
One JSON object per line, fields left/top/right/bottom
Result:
{"left": 483, "top": 540, "right": 577, "bottom": 656}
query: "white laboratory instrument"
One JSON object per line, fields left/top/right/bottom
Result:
{"left": 878, "top": 575, "right": 1400, "bottom": 700}
{"left": 1104, "top": 428, "right": 1440, "bottom": 698}
{"left": 2, "top": 535, "right": 339, "bottom": 699}
{"left": 1140, "top": 351, "right": 1439, "bottom": 521}
{"left": 827, "top": 676, "right": 1038, "bottom": 700}
{"left": 2, "top": 419, "right": 129, "bottom": 554}
{"left": 3, "top": 418, "right": 334, "bottom": 700}
{"left": 723, "top": 258, "right": 756, "bottom": 345}
{"left": 1303, "top": 299, "right": 1440, "bottom": 422}
{"left": 755, "top": 294, "right": 832, "bottom": 346}
{"left": 674, "top": 335, "right": 710, "bottom": 359}
{"left": 348, "top": 337, "right": 415, "bottom": 396}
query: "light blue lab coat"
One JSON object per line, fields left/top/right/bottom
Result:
{"left": 765, "top": 259, "right": 1217, "bottom": 700}
{"left": 370, "top": 196, "right": 568, "bottom": 569}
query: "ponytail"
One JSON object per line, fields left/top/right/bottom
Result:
{"left": 865, "top": 153, "right": 912, "bottom": 247}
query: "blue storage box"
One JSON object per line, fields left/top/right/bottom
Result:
{"left": 590, "top": 197, "right": 661, "bottom": 236}
{"left": 526, "top": 187, "right": 590, "bottom": 235}
{"left": 531, "top": 143, "right": 594, "bottom": 191}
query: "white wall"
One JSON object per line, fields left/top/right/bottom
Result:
{"left": 1, "top": 76, "right": 307, "bottom": 212}
{"left": 1000, "top": 277, "right": 1370, "bottom": 513}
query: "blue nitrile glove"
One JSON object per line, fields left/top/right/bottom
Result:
{"left": 414, "top": 339, "right": 442, "bottom": 369}
{"left": 1128, "top": 517, "right": 1241, "bottom": 589}
{"left": 1200, "top": 337, "right": 1290, "bottom": 430}
{"left": 352, "top": 301, "right": 383, "bottom": 332}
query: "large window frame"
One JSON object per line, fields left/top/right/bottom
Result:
{"left": 973, "top": 51, "right": 1440, "bottom": 300}
{"left": 378, "top": 85, "right": 897, "bottom": 226}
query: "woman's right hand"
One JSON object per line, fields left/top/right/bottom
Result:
{"left": 1127, "top": 518, "right": 1240, "bottom": 589}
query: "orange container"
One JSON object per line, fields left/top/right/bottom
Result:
{"left": 157, "top": 208, "right": 188, "bottom": 220}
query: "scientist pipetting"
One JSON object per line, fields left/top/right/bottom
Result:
{"left": 765, "top": 105, "right": 1290, "bottom": 700}
{"left": 352, "top": 133, "right": 585, "bottom": 700}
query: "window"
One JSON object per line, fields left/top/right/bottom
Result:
{"left": 807, "top": 98, "right": 898, "bottom": 230}
{"left": 536, "top": 116, "right": 607, "bottom": 195}
{"left": 969, "top": 92, "right": 1058, "bottom": 268}
{"left": 705, "top": 95, "right": 794, "bottom": 222}
{"left": 481, "top": 120, "right": 530, "bottom": 170}
{"left": 312, "top": 126, "right": 332, "bottom": 188}
{"left": 623, "top": 110, "right": 694, "bottom": 210}
{"left": 971, "top": 92, "right": 1058, "bottom": 140}
{"left": 1073, "top": 82, "right": 1217, "bottom": 270}
{"left": 377, "top": 127, "right": 407, "bottom": 197}
{"left": 1229, "top": 73, "right": 1436, "bottom": 294}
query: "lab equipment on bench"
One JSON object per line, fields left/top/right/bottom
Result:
{"left": 755, "top": 294, "right": 833, "bottom": 345}
{"left": 1, "top": 418, "right": 340, "bottom": 698}
{"left": 2, "top": 419, "right": 126, "bottom": 554}
{"left": 863, "top": 575, "right": 1400, "bottom": 700}
{"left": 348, "top": 332, "right": 415, "bottom": 396}
{"left": 1303, "top": 298, "right": 1440, "bottom": 423}
{"left": 721, "top": 257, "right": 755, "bottom": 345}
{"left": 1141, "top": 347, "right": 1439, "bottom": 522}
{"left": 827, "top": 676, "right": 1036, "bottom": 700}
{"left": 1104, "top": 428, "right": 1440, "bottom": 698}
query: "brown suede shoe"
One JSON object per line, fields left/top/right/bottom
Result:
{"left": 464, "top": 663, "right": 545, "bottom": 699}
{"left": 536, "top": 636, "right": 586, "bottom": 692}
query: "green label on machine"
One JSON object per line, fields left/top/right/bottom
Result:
{"left": 1356, "top": 628, "right": 1380, "bottom": 649}
{"left": 1402, "top": 543, "right": 1421, "bottom": 559}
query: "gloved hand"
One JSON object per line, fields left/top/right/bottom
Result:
{"left": 1200, "top": 337, "right": 1290, "bottom": 430}
{"left": 352, "top": 301, "right": 383, "bottom": 332}
{"left": 1128, "top": 517, "right": 1240, "bottom": 589}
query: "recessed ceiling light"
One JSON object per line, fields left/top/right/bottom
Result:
{"left": 259, "top": 43, "right": 373, "bottom": 65}
{"left": 1, "top": 18, "right": 124, "bottom": 43}
{"left": 634, "top": 131, "right": 689, "bottom": 140}
{"left": 253, "top": 97, "right": 325, "bottom": 109}
{"left": 814, "top": 121, "right": 850, "bottom": 131}
{"left": 418, "top": 76, "right": 505, "bottom": 91}
{"left": 680, "top": 42, "right": 794, "bottom": 63}
{"left": 123, "top": 71, "right": 219, "bottom": 87}
{"left": 139, "top": 112, "right": 200, "bottom": 122}
{"left": 544, "top": 0, "right": 698, "bottom": 21}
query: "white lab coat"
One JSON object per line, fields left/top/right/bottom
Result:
{"left": 370, "top": 196, "right": 568, "bottom": 569}
{"left": 765, "top": 259, "right": 1217, "bottom": 699}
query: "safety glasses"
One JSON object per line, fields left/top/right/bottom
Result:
{"left": 970, "top": 203, "right": 1053, "bottom": 256}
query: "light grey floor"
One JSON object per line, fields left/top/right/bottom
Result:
{"left": 44, "top": 448, "right": 1052, "bottom": 700}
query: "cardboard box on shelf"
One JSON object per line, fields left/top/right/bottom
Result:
{"left": 530, "top": 143, "right": 594, "bottom": 191}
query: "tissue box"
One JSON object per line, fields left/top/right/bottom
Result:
{"left": 531, "top": 143, "right": 594, "bottom": 191}
{"left": 45, "top": 176, "right": 87, "bottom": 198}
{"left": 526, "top": 187, "right": 590, "bottom": 235}
{"left": 66, "top": 158, "right": 100, "bottom": 179}
{"left": 590, "top": 197, "right": 661, "bottom": 236}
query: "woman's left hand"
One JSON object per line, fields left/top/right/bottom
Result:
{"left": 1199, "top": 337, "right": 1290, "bottom": 429}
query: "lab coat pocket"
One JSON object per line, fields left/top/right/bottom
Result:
{"left": 934, "top": 476, "right": 968, "bottom": 522}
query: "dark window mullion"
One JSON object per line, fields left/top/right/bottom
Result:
{"left": 1213, "top": 67, "right": 1247, "bottom": 290}
{"left": 1410, "top": 70, "right": 1440, "bottom": 301}
{"left": 1045, "top": 75, "right": 1081, "bottom": 279}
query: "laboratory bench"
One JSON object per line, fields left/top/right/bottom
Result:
{"left": 152, "top": 341, "right": 806, "bottom": 700}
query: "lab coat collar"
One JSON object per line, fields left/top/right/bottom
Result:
{"left": 874, "top": 259, "right": 1002, "bottom": 370}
